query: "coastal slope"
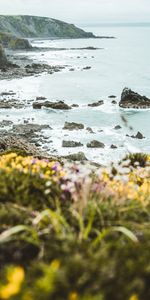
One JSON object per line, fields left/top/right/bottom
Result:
{"left": 0, "top": 15, "right": 95, "bottom": 38}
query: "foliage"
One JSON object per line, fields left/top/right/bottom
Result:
{"left": 0, "top": 153, "right": 150, "bottom": 300}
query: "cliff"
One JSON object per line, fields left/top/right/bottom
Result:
{"left": 0, "top": 32, "right": 32, "bottom": 50}
{"left": 0, "top": 15, "right": 95, "bottom": 39}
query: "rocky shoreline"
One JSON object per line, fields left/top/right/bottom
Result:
{"left": 0, "top": 44, "right": 149, "bottom": 164}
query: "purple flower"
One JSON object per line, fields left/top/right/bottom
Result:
{"left": 31, "top": 159, "right": 37, "bottom": 165}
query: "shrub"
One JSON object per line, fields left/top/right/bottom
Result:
{"left": 0, "top": 153, "right": 150, "bottom": 300}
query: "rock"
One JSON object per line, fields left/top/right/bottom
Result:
{"left": 12, "top": 124, "right": 51, "bottom": 137}
{"left": 36, "top": 96, "right": 47, "bottom": 100}
{"left": 86, "top": 127, "right": 94, "bottom": 133}
{"left": 0, "top": 44, "right": 9, "bottom": 68}
{"left": 33, "top": 102, "right": 42, "bottom": 109}
{"left": 0, "top": 91, "right": 16, "bottom": 96}
{"left": 110, "top": 144, "right": 118, "bottom": 149}
{"left": 62, "top": 140, "right": 83, "bottom": 147}
{"left": 83, "top": 66, "right": 91, "bottom": 70}
{"left": 63, "top": 122, "right": 84, "bottom": 130}
{"left": 0, "top": 101, "right": 12, "bottom": 109}
{"left": 112, "top": 100, "right": 117, "bottom": 104}
{"left": 0, "top": 120, "right": 13, "bottom": 127}
{"left": 0, "top": 135, "right": 43, "bottom": 157}
{"left": 127, "top": 131, "right": 145, "bottom": 139}
{"left": 135, "top": 132, "right": 145, "bottom": 139}
{"left": 71, "top": 104, "right": 79, "bottom": 108}
{"left": 88, "top": 100, "right": 104, "bottom": 107}
{"left": 33, "top": 100, "right": 71, "bottom": 110}
{"left": 87, "top": 140, "right": 105, "bottom": 148}
{"left": 69, "top": 68, "right": 75, "bottom": 71}
{"left": 0, "top": 99, "right": 24, "bottom": 109}
{"left": 63, "top": 152, "right": 87, "bottom": 161}
{"left": 9, "top": 38, "right": 32, "bottom": 50}
{"left": 109, "top": 95, "right": 116, "bottom": 98}
{"left": 119, "top": 88, "right": 150, "bottom": 109}
{"left": 114, "top": 125, "right": 122, "bottom": 130}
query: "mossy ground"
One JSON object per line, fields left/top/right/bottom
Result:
{"left": 0, "top": 153, "right": 150, "bottom": 300}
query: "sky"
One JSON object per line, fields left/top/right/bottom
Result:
{"left": 0, "top": 0, "right": 150, "bottom": 25}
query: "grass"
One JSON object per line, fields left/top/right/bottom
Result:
{"left": 0, "top": 152, "right": 150, "bottom": 300}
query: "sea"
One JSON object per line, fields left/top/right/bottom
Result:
{"left": 0, "top": 23, "right": 150, "bottom": 164}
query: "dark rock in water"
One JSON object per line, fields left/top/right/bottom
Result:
{"left": 119, "top": 88, "right": 150, "bottom": 109}
{"left": 86, "top": 127, "right": 94, "bottom": 133}
{"left": 88, "top": 100, "right": 104, "bottom": 107}
{"left": 112, "top": 100, "right": 117, "bottom": 104}
{"left": 33, "top": 100, "right": 71, "bottom": 110}
{"left": 127, "top": 131, "right": 145, "bottom": 139}
{"left": 114, "top": 125, "right": 122, "bottom": 130}
{"left": 12, "top": 124, "right": 51, "bottom": 137}
{"left": 36, "top": 96, "right": 47, "bottom": 100}
{"left": 69, "top": 68, "right": 75, "bottom": 71}
{"left": 62, "top": 140, "right": 83, "bottom": 147}
{"left": 63, "top": 122, "right": 84, "bottom": 130}
{"left": 110, "top": 144, "right": 118, "bottom": 149}
{"left": 33, "top": 102, "right": 42, "bottom": 109}
{"left": 0, "top": 91, "right": 16, "bottom": 96}
{"left": 0, "top": 120, "right": 13, "bottom": 127}
{"left": 63, "top": 152, "right": 87, "bottom": 161}
{"left": 87, "top": 140, "right": 105, "bottom": 148}
{"left": 135, "top": 132, "right": 145, "bottom": 139}
{"left": 71, "top": 104, "right": 79, "bottom": 108}
{"left": 83, "top": 66, "right": 91, "bottom": 70}
{"left": 109, "top": 95, "right": 116, "bottom": 99}
{"left": 0, "top": 101, "right": 12, "bottom": 109}
{"left": 0, "top": 99, "right": 24, "bottom": 109}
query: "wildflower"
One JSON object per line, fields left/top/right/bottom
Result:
{"left": 129, "top": 294, "right": 139, "bottom": 300}
{"left": 0, "top": 266, "right": 25, "bottom": 299}
{"left": 69, "top": 292, "right": 79, "bottom": 300}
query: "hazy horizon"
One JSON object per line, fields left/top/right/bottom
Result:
{"left": 0, "top": 0, "right": 150, "bottom": 25}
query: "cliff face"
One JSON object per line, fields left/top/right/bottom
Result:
{"left": 0, "top": 44, "right": 9, "bottom": 68}
{"left": 0, "top": 32, "right": 32, "bottom": 50}
{"left": 0, "top": 15, "right": 95, "bottom": 39}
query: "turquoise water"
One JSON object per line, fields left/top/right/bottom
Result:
{"left": 0, "top": 24, "right": 150, "bottom": 164}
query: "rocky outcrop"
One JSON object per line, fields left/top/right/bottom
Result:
{"left": 110, "top": 144, "right": 118, "bottom": 149}
{"left": 127, "top": 131, "right": 145, "bottom": 139}
{"left": 33, "top": 100, "right": 71, "bottom": 110}
{"left": 0, "top": 15, "right": 96, "bottom": 39}
{"left": 63, "top": 122, "right": 84, "bottom": 130}
{"left": 62, "top": 140, "right": 83, "bottom": 147}
{"left": 9, "top": 37, "right": 32, "bottom": 50}
{"left": 0, "top": 135, "right": 43, "bottom": 156}
{"left": 0, "top": 32, "right": 32, "bottom": 50}
{"left": 87, "top": 140, "right": 105, "bottom": 148}
{"left": 88, "top": 100, "right": 104, "bottom": 107}
{"left": 86, "top": 127, "right": 94, "bottom": 133}
{"left": 114, "top": 125, "right": 122, "bottom": 130}
{"left": 63, "top": 152, "right": 87, "bottom": 161}
{"left": 119, "top": 88, "right": 150, "bottom": 109}
{"left": 0, "top": 44, "right": 9, "bottom": 68}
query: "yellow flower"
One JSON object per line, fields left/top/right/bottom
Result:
{"left": 0, "top": 267, "right": 25, "bottom": 299}
{"left": 129, "top": 294, "right": 139, "bottom": 300}
{"left": 69, "top": 292, "right": 79, "bottom": 300}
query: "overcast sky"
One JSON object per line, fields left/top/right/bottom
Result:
{"left": 0, "top": 0, "right": 150, "bottom": 24}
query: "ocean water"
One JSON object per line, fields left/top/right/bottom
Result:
{"left": 0, "top": 24, "right": 150, "bottom": 164}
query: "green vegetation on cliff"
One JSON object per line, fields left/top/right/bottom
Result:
{"left": 0, "top": 152, "right": 150, "bottom": 300}
{"left": 0, "top": 15, "right": 95, "bottom": 39}
{"left": 0, "top": 32, "right": 32, "bottom": 50}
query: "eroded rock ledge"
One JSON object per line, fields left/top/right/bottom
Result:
{"left": 119, "top": 88, "right": 150, "bottom": 109}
